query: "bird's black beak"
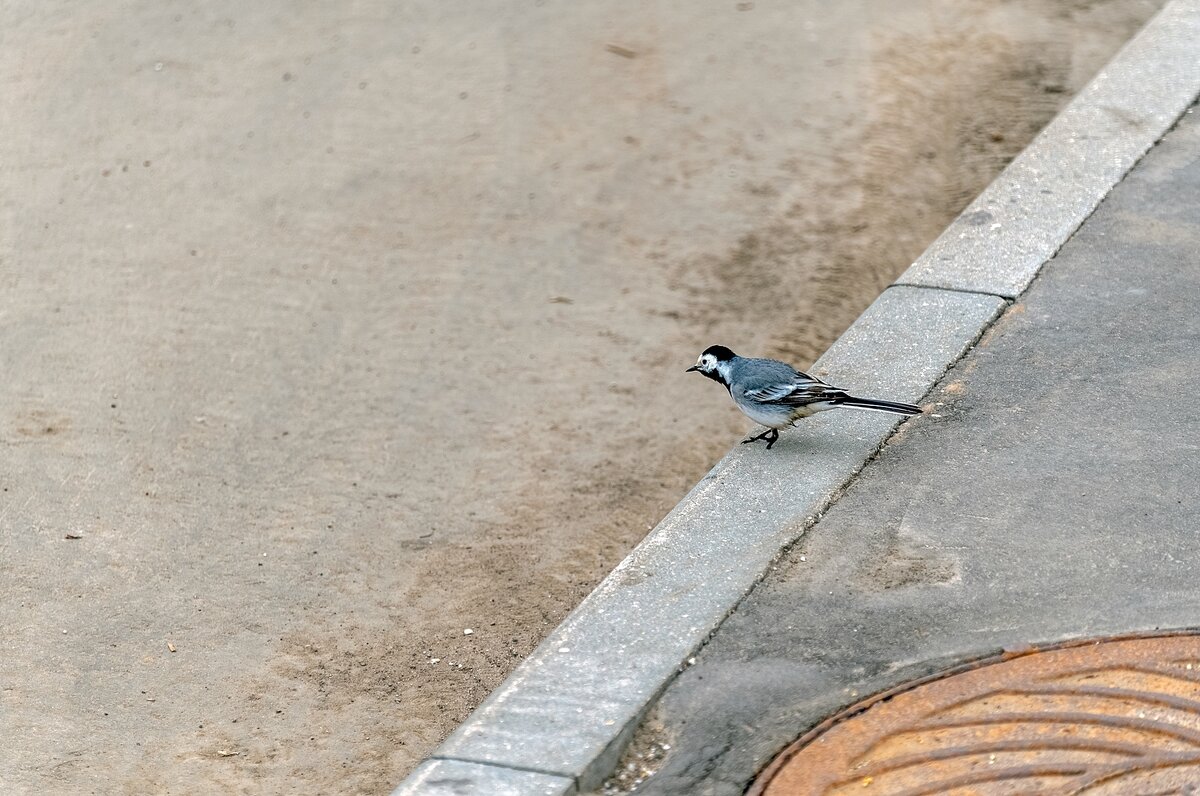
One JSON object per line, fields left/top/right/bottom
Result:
{"left": 685, "top": 365, "right": 699, "bottom": 373}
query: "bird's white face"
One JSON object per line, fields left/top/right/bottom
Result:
{"left": 687, "top": 346, "right": 735, "bottom": 385}
{"left": 694, "top": 353, "right": 718, "bottom": 374}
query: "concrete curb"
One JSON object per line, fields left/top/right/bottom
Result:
{"left": 401, "top": 287, "right": 1004, "bottom": 796}
{"left": 898, "top": 0, "right": 1200, "bottom": 298}
{"left": 393, "top": 3, "right": 1200, "bottom": 793}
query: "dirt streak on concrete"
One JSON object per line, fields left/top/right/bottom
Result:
{"left": 0, "top": 1, "right": 1163, "bottom": 793}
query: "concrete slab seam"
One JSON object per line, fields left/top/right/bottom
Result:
{"left": 899, "top": 88, "right": 1200, "bottom": 303}
{"left": 428, "top": 755, "right": 574, "bottom": 781}
{"left": 890, "top": 282, "right": 1013, "bottom": 301}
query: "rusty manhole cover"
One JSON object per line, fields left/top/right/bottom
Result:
{"left": 751, "top": 633, "right": 1200, "bottom": 795}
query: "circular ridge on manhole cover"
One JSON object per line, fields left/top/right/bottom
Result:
{"left": 750, "top": 633, "right": 1200, "bottom": 795}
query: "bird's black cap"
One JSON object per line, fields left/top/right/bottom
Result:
{"left": 700, "top": 345, "right": 737, "bottom": 361}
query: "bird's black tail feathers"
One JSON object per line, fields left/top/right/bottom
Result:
{"left": 838, "top": 396, "right": 922, "bottom": 416}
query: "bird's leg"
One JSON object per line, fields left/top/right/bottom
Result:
{"left": 741, "top": 428, "right": 780, "bottom": 448}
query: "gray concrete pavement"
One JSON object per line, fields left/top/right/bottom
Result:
{"left": 624, "top": 103, "right": 1200, "bottom": 794}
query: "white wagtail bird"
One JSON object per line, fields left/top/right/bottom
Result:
{"left": 686, "top": 345, "right": 921, "bottom": 450}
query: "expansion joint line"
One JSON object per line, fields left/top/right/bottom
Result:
{"left": 428, "top": 754, "right": 578, "bottom": 784}
{"left": 890, "top": 281, "right": 1014, "bottom": 302}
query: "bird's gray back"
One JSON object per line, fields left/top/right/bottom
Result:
{"left": 727, "top": 356, "right": 802, "bottom": 391}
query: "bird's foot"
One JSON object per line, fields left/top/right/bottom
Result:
{"left": 741, "top": 428, "right": 781, "bottom": 449}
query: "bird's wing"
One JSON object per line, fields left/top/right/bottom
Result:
{"left": 744, "top": 374, "right": 848, "bottom": 406}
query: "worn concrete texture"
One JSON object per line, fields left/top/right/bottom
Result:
{"left": 615, "top": 105, "right": 1200, "bottom": 795}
